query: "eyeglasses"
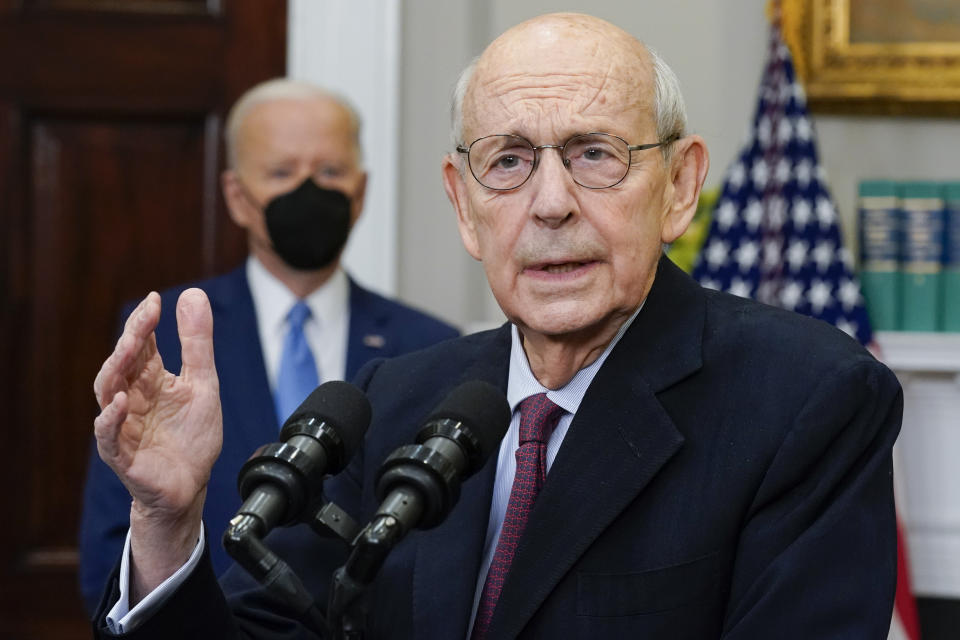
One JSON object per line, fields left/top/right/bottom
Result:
{"left": 456, "top": 132, "right": 679, "bottom": 191}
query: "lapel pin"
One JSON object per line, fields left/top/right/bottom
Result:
{"left": 363, "top": 334, "right": 386, "bottom": 348}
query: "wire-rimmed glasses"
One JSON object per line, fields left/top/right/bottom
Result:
{"left": 456, "top": 132, "right": 679, "bottom": 191}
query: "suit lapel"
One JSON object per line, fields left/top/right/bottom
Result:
{"left": 345, "top": 279, "right": 388, "bottom": 381}
{"left": 411, "top": 456, "right": 499, "bottom": 640}
{"left": 487, "top": 257, "right": 707, "bottom": 638}
{"left": 410, "top": 326, "right": 513, "bottom": 640}
{"left": 210, "top": 267, "right": 279, "bottom": 451}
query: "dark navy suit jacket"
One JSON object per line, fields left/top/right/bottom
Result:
{"left": 92, "top": 257, "right": 902, "bottom": 639}
{"left": 79, "top": 265, "right": 459, "bottom": 613}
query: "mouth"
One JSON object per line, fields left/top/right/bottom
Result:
{"left": 524, "top": 260, "right": 598, "bottom": 278}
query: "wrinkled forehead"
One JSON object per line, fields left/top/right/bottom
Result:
{"left": 464, "top": 15, "right": 655, "bottom": 140}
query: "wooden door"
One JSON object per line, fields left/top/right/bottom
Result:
{"left": 0, "top": 1, "right": 286, "bottom": 636}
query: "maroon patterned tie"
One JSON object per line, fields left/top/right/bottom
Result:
{"left": 471, "top": 393, "right": 564, "bottom": 640}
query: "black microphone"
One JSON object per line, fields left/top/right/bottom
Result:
{"left": 224, "top": 380, "right": 371, "bottom": 591}
{"left": 235, "top": 380, "right": 370, "bottom": 531}
{"left": 339, "top": 380, "right": 511, "bottom": 585}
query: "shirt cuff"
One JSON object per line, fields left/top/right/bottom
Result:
{"left": 105, "top": 523, "right": 206, "bottom": 634}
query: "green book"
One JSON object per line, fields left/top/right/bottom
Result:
{"left": 858, "top": 180, "right": 900, "bottom": 330}
{"left": 944, "top": 182, "right": 960, "bottom": 332}
{"left": 899, "top": 181, "right": 945, "bottom": 332}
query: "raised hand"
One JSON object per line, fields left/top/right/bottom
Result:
{"left": 92, "top": 288, "right": 222, "bottom": 601}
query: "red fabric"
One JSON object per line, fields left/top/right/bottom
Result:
{"left": 471, "top": 394, "right": 563, "bottom": 640}
{"left": 869, "top": 342, "right": 921, "bottom": 639}
{"left": 895, "top": 519, "right": 922, "bottom": 639}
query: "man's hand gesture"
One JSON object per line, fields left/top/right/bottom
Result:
{"left": 92, "top": 288, "right": 222, "bottom": 602}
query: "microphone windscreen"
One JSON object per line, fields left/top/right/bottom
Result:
{"left": 285, "top": 380, "right": 372, "bottom": 461}
{"left": 426, "top": 380, "right": 511, "bottom": 460}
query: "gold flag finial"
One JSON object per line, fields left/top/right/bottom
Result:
{"left": 767, "top": 0, "right": 808, "bottom": 80}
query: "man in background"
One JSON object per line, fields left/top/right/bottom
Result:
{"left": 78, "top": 78, "right": 459, "bottom": 613}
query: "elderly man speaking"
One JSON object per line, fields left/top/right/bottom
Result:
{"left": 89, "top": 13, "right": 902, "bottom": 639}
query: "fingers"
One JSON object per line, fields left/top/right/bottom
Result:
{"left": 94, "top": 390, "right": 128, "bottom": 467}
{"left": 176, "top": 289, "right": 217, "bottom": 387}
{"left": 94, "top": 292, "right": 161, "bottom": 409}
{"left": 121, "top": 291, "right": 161, "bottom": 337}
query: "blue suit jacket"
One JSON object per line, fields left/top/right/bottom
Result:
{"left": 92, "top": 257, "right": 902, "bottom": 638}
{"left": 79, "top": 265, "right": 459, "bottom": 613}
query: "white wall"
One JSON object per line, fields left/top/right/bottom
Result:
{"left": 396, "top": 0, "right": 498, "bottom": 331}
{"left": 288, "top": 0, "right": 401, "bottom": 296}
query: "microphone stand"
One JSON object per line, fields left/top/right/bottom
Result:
{"left": 327, "top": 489, "right": 422, "bottom": 639}
{"left": 326, "top": 406, "right": 508, "bottom": 639}
{"left": 224, "top": 489, "right": 362, "bottom": 637}
{"left": 326, "top": 447, "right": 446, "bottom": 639}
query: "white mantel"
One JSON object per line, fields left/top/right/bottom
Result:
{"left": 877, "top": 331, "right": 960, "bottom": 598}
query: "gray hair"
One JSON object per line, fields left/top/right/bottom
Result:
{"left": 449, "top": 56, "right": 480, "bottom": 151}
{"left": 449, "top": 45, "right": 687, "bottom": 160}
{"left": 224, "top": 78, "right": 363, "bottom": 168}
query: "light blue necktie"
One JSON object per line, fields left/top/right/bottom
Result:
{"left": 274, "top": 300, "right": 319, "bottom": 427}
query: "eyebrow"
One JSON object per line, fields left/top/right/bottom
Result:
{"left": 486, "top": 130, "right": 621, "bottom": 144}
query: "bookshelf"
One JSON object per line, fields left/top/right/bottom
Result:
{"left": 876, "top": 332, "right": 960, "bottom": 599}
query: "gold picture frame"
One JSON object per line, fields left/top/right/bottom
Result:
{"left": 780, "top": 0, "right": 960, "bottom": 116}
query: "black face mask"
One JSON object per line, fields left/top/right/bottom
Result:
{"left": 262, "top": 178, "right": 352, "bottom": 271}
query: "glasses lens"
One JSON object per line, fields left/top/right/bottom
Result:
{"left": 467, "top": 135, "right": 535, "bottom": 190}
{"left": 564, "top": 134, "right": 631, "bottom": 189}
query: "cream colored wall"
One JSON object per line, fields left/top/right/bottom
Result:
{"left": 288, "top": 0, "right": 402, "bottom": 297}
{"left": 396, "top": 0, "right": 960, "bottom": 329}
{"left": 396, "top": 0, "right": 496, "bottom": 331}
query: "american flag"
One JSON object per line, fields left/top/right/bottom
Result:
{"left": 692, "top": 30, "right": 871, "bottom": 343}
{"left": 691, "top": 12, "right": 921, "bottom": 640}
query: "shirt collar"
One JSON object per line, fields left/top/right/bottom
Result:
{"left": 246, "top": 255, "right": 349, "bottom": 335}
{"left": 506, "top": 301, "right": 645, "bottom": 416}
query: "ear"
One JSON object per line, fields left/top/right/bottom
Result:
{"left": 660, "top": 134, "right": 709, "bottom": 244}
{"left": 442, "top": 154, "right": 482, "bottom": 260}
{"left": 349, "top": 171, "right": 368, "bottom": 225}
{"left": 221, "top": 169, "right": 254, "bottom": 228}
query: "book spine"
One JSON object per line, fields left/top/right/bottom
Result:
{"left": 899, "top": 182, "right": 945, "bottom": 332}
{"left": 858, "top": 183, "right": 900, "bottom": 330}
{"left": 944, "top": 183, "right": 960, "bottom": 332}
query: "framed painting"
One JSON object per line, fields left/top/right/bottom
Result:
{"left": 780, "top": 0, "right": 960, "bottom": 116}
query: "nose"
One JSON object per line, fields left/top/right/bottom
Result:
{"left": 528, "top": 147, "right": 578, "bottom": 228}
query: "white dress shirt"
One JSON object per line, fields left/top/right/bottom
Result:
{"left": 247, "top": 255, "right": 350, "bottom": 387}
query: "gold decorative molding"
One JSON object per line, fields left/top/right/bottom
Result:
{"left": 779, "top": 0, "right": 960, "bottom": 117}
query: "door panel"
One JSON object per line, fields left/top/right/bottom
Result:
{"left": 0, "top": 1, "right": 286, "bottom": 635}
